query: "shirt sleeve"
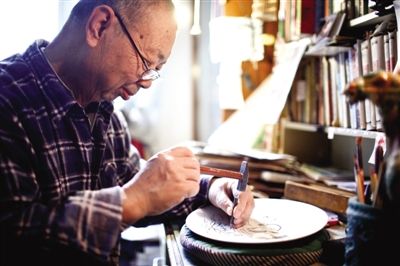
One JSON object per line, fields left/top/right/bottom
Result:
{"left": 111, "top": 110, "right": 142, "bottom": 186}
{"left": 133, "top": 174, "right": 213, "bottom": 227}
{"left": 0, "top": 101, "right": 124, "bottom": 261}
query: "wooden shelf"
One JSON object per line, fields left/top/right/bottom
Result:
{"left": 326, "top": 126, "right": 385, "bottom": 140}
{"left": 349, "top": 12, "right": 395, "bottom": 28}
{"left": 328, "top": 126, "right": 375, "bottom": 139}
{"left": 284, "top": 121, "right": 385, "bottom": 140}
{"left": 305, "top": 45, "right": 351, "bottom": 57}
{"left": 283, "top": 121, "right": 323, "bottom": 132}
{"left": 307, "top": 12, "right": 395, "bottom": 57}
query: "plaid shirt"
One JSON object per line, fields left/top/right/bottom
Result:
{"left": 0, "top": 40, "right": 211, "bottom": 265}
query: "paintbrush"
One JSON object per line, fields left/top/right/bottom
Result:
{"left": 354, "top": 137, "right": 365, "bottom": 203}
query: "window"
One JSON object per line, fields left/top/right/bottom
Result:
{"left": 0, "top": 0, "right": 78, "bottom": 59}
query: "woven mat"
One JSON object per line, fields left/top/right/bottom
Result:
{"left": 180, "top": 224, "right": 329, "bottom": 266}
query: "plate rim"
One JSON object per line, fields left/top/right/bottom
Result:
{"left": 185, "top": 198, "right": 328, "bottom": 244}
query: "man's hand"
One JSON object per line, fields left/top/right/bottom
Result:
{"left": 121, "top": 146, "right": 200, "bottom": 223}
{"left": 208, "top": 177, "right": 254, "bottom": 228}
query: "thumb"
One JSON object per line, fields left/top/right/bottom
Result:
{"left": 217, "top": 192, "right": 234, "bottom": 216}
{"left": 215, "top": 181, "right": 237, "bottom": 216}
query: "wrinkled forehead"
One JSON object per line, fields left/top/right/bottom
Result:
{"left": 136, "top": 5, "right": 176, "bottom": 33}
{"left": 124, "top": 2, "right": 177, "bottom": 64}
{"left": 137, "top": 2, "right": 174, "bottom": 21}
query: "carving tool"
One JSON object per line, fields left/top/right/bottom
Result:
{"left": 354, "top": 137, "right": 365, "bottom": 203}
{"left": 229, "top": 160, "right": 249, "bottom": 227}
{"left": 371, "top": 144, "right": 384, "bottom": 204}
{"left": 373, "top": 145, "right": 386, "bottom": 208}
{"left": 200, "top": 165, "right": 243, "bottom": 179}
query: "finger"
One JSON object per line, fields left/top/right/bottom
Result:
{"left": 232, "top": 191, "right": 254, "bottom": 227}
{"left": 232, "top": 191, "right": 248, "bottom": 215}
{"left": 175, "top": 158, "right": 200, "bottom": 182}
{"left": 225, "top": 180, "right": 238, "bottom": 215}
{"left": 184, "top": 169, "right": 201, "bottom": 183}
{"left": 233, "top": 217, "right": 247, "bottom": 228}
{"left": 179, "top": 156, "right": 200, "bottom": 171}
{"left": 166, "top": 149, "right": 200, "bottom": 175}
{"left": 240, "top": 193, "right": 255, "bottom": 221}
{"left": 168, "top": 146, "right": 195, "bottom": 157}
{"left": 215, "top": 190, "right": 234, "bottom": 216}
{"left": 232, "top": 203, "right": 251, "bottom": 228}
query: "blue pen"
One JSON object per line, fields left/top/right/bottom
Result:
{"left": 230, "top": 160, "right": 249, "bottom": 227}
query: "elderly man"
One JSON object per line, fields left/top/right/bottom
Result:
{"left": 0, "top": 0, "right": 254, "bottom": 265}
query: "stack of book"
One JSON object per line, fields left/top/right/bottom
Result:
{"left": 188, "top": 142, "right": 305, "bottom": 197}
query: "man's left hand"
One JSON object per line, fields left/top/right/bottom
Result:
{"left": 208, "top": 177, "right": 255, "bottom": 228}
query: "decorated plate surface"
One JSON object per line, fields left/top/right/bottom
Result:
{"left": 185, "top": 198, "right": 328, "bottom": 244}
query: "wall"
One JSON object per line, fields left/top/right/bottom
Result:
{"left": 0, "top": 0, "right": 63, "bottom": 59}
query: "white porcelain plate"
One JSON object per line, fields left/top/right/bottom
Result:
{"left": 185, "top": 198, "right": 328, "bottom": 244}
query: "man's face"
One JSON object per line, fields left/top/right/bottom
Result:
{"left": 92, "top": 5, "right": 177, "bottom": 103}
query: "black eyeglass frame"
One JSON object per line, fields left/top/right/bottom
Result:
{"left": 113, "top": 10, "right": 160, "bottom": 81}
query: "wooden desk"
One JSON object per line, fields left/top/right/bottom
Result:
{"left": 164, "top": 223, "right": 205, "bottom": 266}
{"left": 284, "top": 180, "right": 356, "bottom": 216}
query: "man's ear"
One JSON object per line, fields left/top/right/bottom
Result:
{"left": 86, "top": 5, "right": 114, "bottom": 47}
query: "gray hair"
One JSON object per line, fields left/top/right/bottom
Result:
{"left": 70, "top": 0, "right": 174, "bottom": 24}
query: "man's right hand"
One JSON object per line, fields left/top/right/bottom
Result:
{"left": 121, "top": 146, "right": 200, "bottom": 223}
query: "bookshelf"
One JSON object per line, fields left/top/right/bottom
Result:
{"left": 278, "top": 0, "right": 395, "bottom": 174}
{"left": 282, "top": 121, "right": 376, "bottom": 171}
{"left": 284, "top": 121, "right": 384, "bottom": 139}
{"left": 349, "top": 12, "right": 394, "bottom": 28}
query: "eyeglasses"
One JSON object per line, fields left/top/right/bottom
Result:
{"left": 113, "top": 10, "right": 160, "bottom": 81}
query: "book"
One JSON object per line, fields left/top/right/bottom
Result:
{"left": 328, "top": 57, "right": 340, "bottom": 127}
{"left": 316, "top": 13, "right": 338, "bottom": 41}
{"left": 321, "top": 57, "right": 333, "bottom": 126}
{"left": 330, "top": 11, "right": 346, "bottom": 37}
{"left": 346, "top": 47, "right": 360, "bottom": 129}
{"left": 337, "top": 52, "right": 351, "bottom": 128}
{"left": 354, "top": 39, "right": 367, "bottom": 130}
{"left": 384, "top": 33, "right": 391, "bottom": 71}
{"left": 261, "top": 170, "right": 311, "bottom": 184}
{"left": 301, "top": 0, "right": 316, "bottom": 34}
{"left": 284, "top": 180, "right": 356, "bottom": 215}
{"left": 361, "top": 38, "right": 376, "bottom": 130}
{"left": 305, "top": 59, "right": 317, "bottom": 124}
{"left": 188, "top": 142, "right": 302, "bottom": 180}
{"left": 388, "top": 31, "right": 397, "bottom": 71}
{"left": 299, "top": 163, "right": 354, "bottom": 181}
{"left": 370, "top": 34, "right": 385, "bottom": 130}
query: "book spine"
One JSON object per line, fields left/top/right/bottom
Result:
{"left": 346, "top": 47, "right": 359, "bottom": 129}
{"left": 355, "top": 40, "right": 366, "bottom": 130}
{"left": 361, "top": 38, "right": 375, "bottom": 130}
{"left": 322, "top": 57, "right": 333, "bottom": 126}
{"left": 328, "top": 57, "right": 340, "bottom": 127}
{"left": 370, "top": 35, "right": 385, "bottom": 130}
{"left": 384, "top": 33, "right": 391, "bottom": 71}
{"left": 389, "top": 31, "right": 397, "bottom": 72}
{"left": 338, "top": 52, "right": 350, "bottom": 128}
